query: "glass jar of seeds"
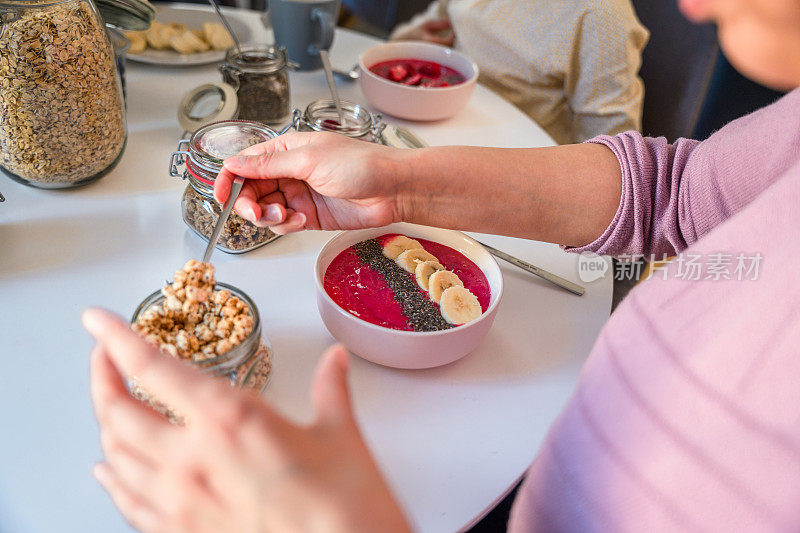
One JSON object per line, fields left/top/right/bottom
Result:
{"left": 0, "top": 0, "right": 127, "bottom": 189}
{"left": 293, "top": 99, "right": 386, "bottom": 143}
{"left": 169, "top": 120, "right": 282, "bottom": 254}
{"left": 219, "top": 45, "right": 291, "bottom": 127}
{"left": 131, "top": 276, "right": 273, "bottom": 425}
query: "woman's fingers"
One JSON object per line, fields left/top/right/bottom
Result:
{"left": 222, "top": 148, "right": 314, "bottom": 181}
{"left": 101, "top": 438, "right": 161, "bottom": 501}
{"left": 104, "top": 395, "right": 182, "bottom": 463}
{"left": 234, "top": 186, "right": 287, "bottom": 225}
{"left": 311, "top": 344, "right": 353, "bottom": 427}
{"left": 90, "top": 344, "right": 130, "bottom": 424}
{"left": 266, "top": 211, "right": 307, "bottom": 235}
{"left": 92, "top": 346, "right": 181, "bottom": 463}
{"left": 422, "top": 19, "right": 452, "bottom": 32}
{"left": 94, "top": 462, "right": 163, "bottom": 533}
{"left": 83, "top": 309, "right": 230, "bottom": 426}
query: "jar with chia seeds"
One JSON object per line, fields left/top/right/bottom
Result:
{"left": 169, "top": 120, "right": 282, "bottom": 254}
{"left": 292, "top": 99, "right": 386, "bottom": 143}
{"left": 219, "top": 45, "right": 291, "bottom": 127}
{"left": 131, "top": 282, "right": 273, "bottom": 424}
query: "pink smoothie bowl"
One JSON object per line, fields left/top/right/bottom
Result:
{"left": 315, "top": 223, "right": 504, "bottom": 369}
{"left": 358, "top": 42, "right": 479, "bottom": 122}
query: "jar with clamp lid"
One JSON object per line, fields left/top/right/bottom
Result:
{"left": 292, "top": 99, "right": 386, "bottom": 143}
{"left": 219, "top": 45, "right": 291, "bottom": 127}
{"left": 131, "top": 280, "right": 273, "bottom": 424}
{"left": 169, "top": 120, "right": 282, "bottom": 254}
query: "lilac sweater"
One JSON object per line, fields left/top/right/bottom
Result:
{"left": 509, "top": 88, "right": 800, "bottom": 531}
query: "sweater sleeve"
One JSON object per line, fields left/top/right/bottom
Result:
{"left": 565, "top": 89, "right": 800, "bottom": 258}
{"left": 567, "top": 3, "right": 649, "bottom": 141}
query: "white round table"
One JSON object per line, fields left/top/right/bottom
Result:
{"left": 0, "top": 7, "right": 612, "bottom": 532}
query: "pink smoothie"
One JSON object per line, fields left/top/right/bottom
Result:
{"left": 323, "top": 234, "right": 491, "bottom": 331}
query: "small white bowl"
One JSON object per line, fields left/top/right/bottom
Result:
{"left": 358, "top": 42, "right": 479, "bottom": 122}
{"left": 315, "top": 223, "right": 503, "bottom": 369}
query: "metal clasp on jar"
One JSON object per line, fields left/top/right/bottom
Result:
{"left": 169, "top": 139, "right": 191, "bottom": 179}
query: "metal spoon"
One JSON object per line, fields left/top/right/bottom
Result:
{"left": 475, "top": 240, "right": 585, "bottom": 296}
{"left": 202, "top": 178, "right": 244, "bottom": 263}
{"left": 206, "top": 0, "right": 241, "bottom": 57}
{"left": 318, "top": 49, "right": 346, "bottom": 127}
{"left": 333, "top": 63, "right": 360, "bottom": 82}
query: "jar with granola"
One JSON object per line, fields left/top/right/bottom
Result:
{"left": 169, "top": 120, "right": 281, "bottom": 254}
{"left": 0, "top": 0, "right": 127, "bottom": 189}
{"left": 131, "top": 260, "right": 273, "bottom": 424}
{"left": 292, "top": 99, "right": 386, "bottom": 143}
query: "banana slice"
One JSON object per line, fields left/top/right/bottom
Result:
{"left": 414, "top": 260, "right": 445, "bottom": 291}
{"left": 170, "top": 30, "right": 210, "bottom": 54}
{"left": 439, "top": 286, "right": 482, "bottom": 325}
{"left": 427, "top": 270, "right": 463, "bottom": 303}
{"left": 203, "top": 22, "right": 235, "bottom": 51}
{"left": 395, "top": 249, "right": 438, "bottom": 273}
{"left": 383, "top": 235, "right": 424, "bottom": 260}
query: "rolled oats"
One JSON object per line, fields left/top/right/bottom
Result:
{"left": 0, "top": 0, "right": 126, "bottom": 187}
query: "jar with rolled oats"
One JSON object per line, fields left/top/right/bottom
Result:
{"left": 131, "top": 261, "right": 273, "bottom": 424}
{"left": 0, "top": 0, "right": 127, "bottom": 189}
{"left": 169, "top": 120, "right": 282, "bottom": 254}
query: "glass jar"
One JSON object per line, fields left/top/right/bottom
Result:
{"left": 0, "top": 0, "right": 127, "bottom": 189}
{"left": 169, "top": 120, "right": 282, "bottom": 254}
{"left": 219, "top": 45, "right": 291, "bottom": 127}
{"left": 131, "top": 282, "right": 273, "bottom": 424}
{"left": 106, "top": 25, "right": 130, "bottom": 106}
{"left": 293, "top": 99, "right": 386, "bottom": 143}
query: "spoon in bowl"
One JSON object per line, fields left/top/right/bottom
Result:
{"left": 319, "top": 49, "right": 347, "bottom": 127}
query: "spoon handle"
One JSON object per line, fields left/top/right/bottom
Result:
{"left": 476, "top": 240, "right": 585, "bottom": 296}
{"left": 207, "top": 0, "right": 241, "bottom": 56}
{"left": 319, "top": 50, "right": 346, "bottom": 126}
{"left": 202, "top": 178, "right": 244, "bottom": 263}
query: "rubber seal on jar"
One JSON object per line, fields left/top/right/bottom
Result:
{"left": 186, "top": 160, "right": 216, "bottom": 187}
{"left": 178, "top": 82, "right": 238, "bottom": 134}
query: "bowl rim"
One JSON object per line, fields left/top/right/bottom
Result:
{"left": 315, "top": 224, "right": 504, "bottom": 337}
{"left": 358, "top": 41, "right": 480, "bottom": 92}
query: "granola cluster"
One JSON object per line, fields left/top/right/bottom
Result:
{"left": 133, "top": 260, "right": 254, "bottom": 360}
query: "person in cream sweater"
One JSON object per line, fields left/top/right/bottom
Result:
{"left": 392, "top": 0, "right": 648, "bottom": 144}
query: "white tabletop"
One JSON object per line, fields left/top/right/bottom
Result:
{"left": 0, "top": 8, "right": 612, "bottom": 533}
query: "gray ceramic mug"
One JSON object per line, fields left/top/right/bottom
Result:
{"left": 267, "top": 0, "right": 340, "bottom": 71}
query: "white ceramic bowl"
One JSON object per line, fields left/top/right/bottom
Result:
{"left": 315, "top": 223, "right": 503, "bottom": 369}
{"left": 358, "top": 42, "right": 479, "bottom": 122}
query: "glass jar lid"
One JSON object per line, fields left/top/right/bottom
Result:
{"left": 178, "top": 82, "right": 238, "bottom": 134}
{"left": 192, "top": 120, "right": 277, "bottom": 164}
{"left": 184, "top": 120, "right": 278, "bottom": 190}
{"left": 303, "top": 99, "right": 377, "bottom": 137}
{"left": 225, "top": 45, "right": 287, "bottom": 74}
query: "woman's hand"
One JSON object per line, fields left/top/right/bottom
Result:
{"left": 213, "top": 132, "right": 408, "bottom": 235}
{"left": 84, "top": 308, "right": 411, "bottom": 533}
{"left": 391, "top": 19, "right": 455, "bottom": 47}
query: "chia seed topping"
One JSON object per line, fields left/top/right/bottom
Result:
{"left": 352, "top": 239, "right": 452, "bottom": 332}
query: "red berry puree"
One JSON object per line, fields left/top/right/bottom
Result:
{"left": 323, "top": 234, "right": 490, "bottom": 331}
{"left": 368, "top": 59, "right": 466, "bottom": 88}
